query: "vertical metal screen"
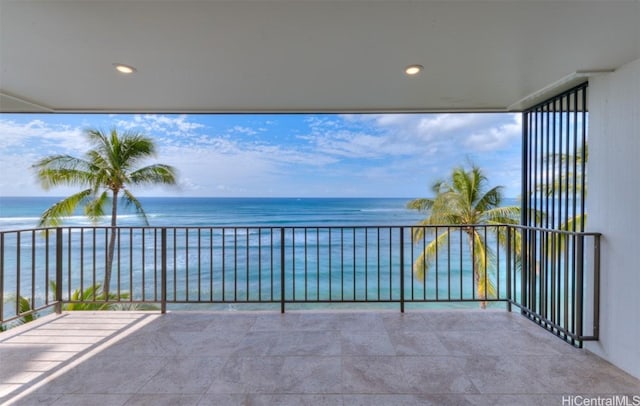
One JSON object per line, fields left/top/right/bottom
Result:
{"left": 519, "top": 82, "right": 593, "bottom": 346}
{"left": 522, "top": 82, "right": 588, "bottom": 230}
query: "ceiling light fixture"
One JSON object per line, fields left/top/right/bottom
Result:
{"left": 113, "top": 63, "right": 137, "bottom": 74}
{"left": 404, "top": 64, "right": 423, "bottom": 76}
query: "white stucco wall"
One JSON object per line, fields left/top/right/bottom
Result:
{"left": 586, "top": 57, "right": 640, "bottom": 379}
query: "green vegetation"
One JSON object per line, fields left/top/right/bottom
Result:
{"left": 1, "top": 295, "right": 37, "bottom": 332}
{"left": 537, "top": 144, "right": 587, "bottom": 203}
{"left": 407, "top": 164, "right": 520, "bottom": 308}
{"left": 537, "top": 144, "right": 587, "bottom": 254}
{"left": 50, "top": 282, "right": 158, "bottom": 311}
{"left": 537, "top": 144, "right": 587, "bottom": 232}
{"left": 33, "top": 128, "right": 177, "bottom": 297}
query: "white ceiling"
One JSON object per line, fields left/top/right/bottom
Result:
{"left": 1, "top": 0, "right": 638, "bottom": 113}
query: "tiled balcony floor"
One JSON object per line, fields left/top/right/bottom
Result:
{"left": 1, "top": 310, "right": 638, "bottom": 405}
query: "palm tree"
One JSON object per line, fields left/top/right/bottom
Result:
{"left": 407, "top": 164, "right": 520, "bottom": 308}
{"left": 536, "top": 144, "right": 588, "bottom": 205}
{"left": 536, "top": 144, "right": 588, "bottom": 253}
{"left": 33, "top": 128, "right": 177, "bottom": 297}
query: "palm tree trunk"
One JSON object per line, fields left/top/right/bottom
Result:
{"left": 103, "top": 190, "right": 118, "bottom": 298}
{"left": 467, "top": 232, "right": 487, "bottom": 309}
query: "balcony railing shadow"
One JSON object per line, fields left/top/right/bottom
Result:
{"left": 0, "top": 311, "right": 157, "bottom": 403}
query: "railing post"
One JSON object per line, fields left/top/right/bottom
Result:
{"left": 506, "top": 226, "right": 512, "bottom": 312}
{"left": 0, "top": 233, "right": 4, "bottom": 323}
{"left": 529, "top": 228, "right": 536, "bottom": 315}
{"left": 161, "top": 228, "right": 167, "bottom": 314}
{"left": 55, "top": 228, "right": 63, "bottom": 314}
{"left": 575, "top": 234, "right": 584, "bottom": 346}
{"left": 280, "top": 227, "right": 285, "bottom": 314}
{"left": 399, "top": 227, "right": 405, "bottom": 313}
{"left": 592, "top": 234, "right": 600, "bottom": 340}
{"left": 520, "top": 228, "right": 528, "bottom": 315}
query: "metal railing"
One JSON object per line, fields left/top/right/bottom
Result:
{"left": 0, "top": 225, "right": 600, "bottom": 346}
{"left": 511, "top": 225, "right": 600, "bottom": 346}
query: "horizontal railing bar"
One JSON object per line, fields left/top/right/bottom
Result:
{"left": 283, "top": 299, "right": 509, "bottom": 304}
{"left": 510, "top": 301, "right": 584, "bottom": 341}
{"left": 0, "top": 224, "right": 601, "bottom": 237}
{"left": 0, "top": 302, "right": 59, "bottom": 324}
{"left": 159, "top": 299, "right": 511, "bottom": 304}
{"left": 510, "top": 224, "right": 601, "bottom": 237}
{"left": 165, "top": 300, "right": 280, "bottom": 304}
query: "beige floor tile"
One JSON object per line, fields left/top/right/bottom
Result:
{"left": 1, "top": 310, "right": 638, "bottom": 406}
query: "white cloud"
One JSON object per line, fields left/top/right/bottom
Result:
{"left": 229, "top": 126, "right": 258, "bottom": 136}
{"left": 0, "top": 113, "right": 522, "bottom": 197}
{"left": 301, "top": 130, "right": 391, "bottom": 158}
{"left": 0, "top": 153, "right": 44, "bottom": 195}
{"left": 464, "top": 115, "right": 520, "bottom": 152}
{"left": 305, "top": 113, "right": 520, "bottom": 162}
{"left": 0, "top": 119, "right": 88, "bottom": 154}
{"left": 115, "top": 114, "right": 204, "bottom": 137}
{"left": 158, "top": 142, "right": 323, "bottom": 196}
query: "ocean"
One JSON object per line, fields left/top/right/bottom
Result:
{"left": 0, "top": 197, "right": 516, "bottom": 314}
{"left": 0, "top": 196, "right": 427, "bottom": 231}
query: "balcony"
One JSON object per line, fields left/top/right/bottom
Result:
{"left": 2, "top": 224, "right": 638, "bottom": 404}
{"left": 1, "top": 225, "right": 601, "bottom": 341}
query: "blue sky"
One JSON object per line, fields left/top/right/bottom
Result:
{"left": 0, "top": 113, "right": 521, "bottom": 198}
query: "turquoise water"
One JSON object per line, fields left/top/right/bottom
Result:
{"left": 0, "top": 197, "right": 426, "bottom": 230}
{"left": 1, "top": 197, "right": 516, "bottom": 315}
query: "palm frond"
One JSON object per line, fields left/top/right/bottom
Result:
{"left": 17, "top": 296, "right": 35, "bottom": 322}
{"left": 406, "top": 198, "right": 434, "bottom": 213}
{"left": 452, "top": 165, "right": 485, "bottom": 208}
{"left": 0, "top": 295, "right": 37, "bottom": 330}
{"left": 84, "top": 191, "right": 110, "bottom": 223}
{"left": 536, "top": 144, "right": 588, "bottom": 198}
{"left": 475, "top": 185, "right": 503, "bottom": 213}
{"left": 410, "top": 224, "right": 437, "bottom": 245}
{"left": 38, "top": 189, "right": 94, "bottom": 227}
{"left": 431, "top": 179, "right": 449, "bottom": 195}
{"left": 119, "top": 133, "right": 156, "bottom": 165}
{"left": 86, "top": 128, "right": 110, "bottom": 148}
{"left": 33, "top": 154, "right": 92, "bottom": 171}
{"left": 63, "top": 283, "right": 116, "bottom": 310}
{"left": 86, "top": 128, "right": 155, "bottom": 175}
{"left": 429, "top": 191, "right": 467, "bottom": 225}
{"left": 561, "top": 213, "right": 586, "bottom": 232}
{"left": 110, "top": 303, "right": 159, "bottom": 311}
{"left": 33, "top": 155, "right": 95, "bottom": 190}
{"left": 122, "top": 190, "right": 149, "bottom": 226}
{"left": 536, "top": 173, "right": 586, "bottom": 197}
{"left": 86, "top": 150, "right": 110, "bottom": 174}
{"left": 494, "top": 225, "right": 522, "bottom": 258}
{"left": 545, "top": 213, "right": 587, "bottom": 257}
{"left": 483, "top": 205, "right": 520, "bottom": 225}
{"left": 412, "top": 230, "right": 451, "bottom": 281}
{"left": 36, "top": 169, "right": 96, "bottom": 190}
{"left": 521, "top": 207, "right": 545, "bottom": 226}
{"left": 451, "top": 166, "right": 473, "bottom": 205}
{"left": 129, "top": 164, "right": 177, "bottom": 186}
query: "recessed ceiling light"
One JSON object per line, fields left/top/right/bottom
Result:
{"left": 113, "top": 63, "right": 137, "bottom": 74}
{"left": 404, "top": 64, "right": 423, "bottom": 76}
